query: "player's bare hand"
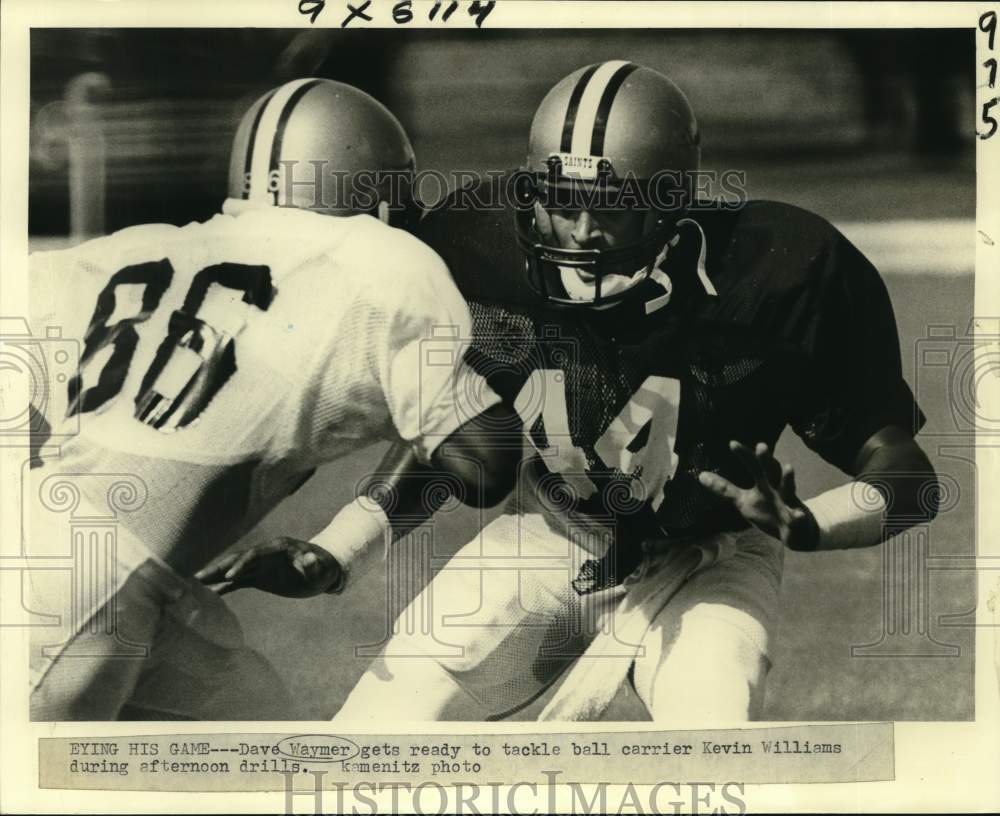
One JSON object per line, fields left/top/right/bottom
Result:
{"left": 698, "top": 441, "right": 820, "bottom": 550}
{"left": 194, "top": 537, "right": 342, "bottom": 597}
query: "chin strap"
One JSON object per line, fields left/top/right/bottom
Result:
{"left": 642, "top": 217, "right": 714, "bottom": 315}
{"left": 548, "top": 216, "right": 714, "bottom": 310}
{"left": 674, "top": 217, "right": 715, "bottom": 296}
{"left": 644, "top": 244, "right": 673, "bottom": 315}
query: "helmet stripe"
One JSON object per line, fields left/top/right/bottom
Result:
{"left": 559, "top": 63, "right": 600, "bottom": 153}
{"left": 268, "top": 78, "right": 324, "bottom": 204}
{"left": 590, "top": 62, "right": 638, "bottom": 156}
{"left": 569, "top": 60, "right": 632, "bottom": 158}
{"left": 241, "top": 89, "right": 278, "bottom": 199}
{"left": 246, "top": 78, "right": 322, "bottom": 202}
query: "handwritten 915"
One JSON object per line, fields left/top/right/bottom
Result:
{"left": 981, "top": 10, "right": 999, "bottom": 139}
{"left": 299, "top": 0, "right": 496, "bottom": 28}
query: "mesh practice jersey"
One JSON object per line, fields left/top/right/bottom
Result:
{"left": 416, "top": 183, "right": 926, "bottom": 580}
{"left": 29, "top": 202, "right": 493, "bottom": 567}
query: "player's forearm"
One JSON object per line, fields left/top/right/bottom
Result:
{"left": 802, "top": 482, "right": 886, "bottom": 551}
{"left": 429, "top": 402, "right": 523, "bottom": 507}
{"left": 369, "top": 403, "right": 521, "bottom": 524}
{"left": 308, "top": 443, "right": 448, "bottom": 591}
{"left": 308, "top": 490, "right": 446, "bottom": 594}
{"left": 310, "top": 496, "right": 391, "bottom": 591}
{"left": 802, "top": 433, "right": 938, "bottom": 552}
{"left": 310, "top": 405, "right": 523, "bottom": 590}
{"left": 852, "top": 439, "right": 939, "bottom": 544}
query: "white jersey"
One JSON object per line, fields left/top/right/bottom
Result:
{"left": 29, "top": 202, "right": 494, "bottom": 566}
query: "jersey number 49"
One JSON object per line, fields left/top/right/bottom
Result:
{"left": 514, "top": 371, "right": 680, "bottom": 511}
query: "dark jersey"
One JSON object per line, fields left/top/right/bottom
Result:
{"left": 416, "top": 184, "right": 925, "bottom": 580}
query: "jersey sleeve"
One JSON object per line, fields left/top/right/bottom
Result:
{"left": 376, "top": 237, "right": 502, "bottom": 463}
{"left": 788, "top": 225, "right": 926, "bottom": 473}
{"left": 412, "top": 176, "right": 541, "bottom": 408}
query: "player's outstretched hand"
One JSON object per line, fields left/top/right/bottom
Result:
{"left": 698, "top": 441, "right": 820, "bottom": 551}
{"left": 195, "top": 537, "right": 343, "bottom": 598}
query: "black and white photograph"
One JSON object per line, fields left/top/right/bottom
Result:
{"left": 2, "top": 1, "right": 999, "bottom": 813}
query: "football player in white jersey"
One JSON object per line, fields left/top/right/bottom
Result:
{"left": 27, "top": 78, "right": 519, "bottom": 720}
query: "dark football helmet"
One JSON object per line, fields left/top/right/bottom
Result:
{"left": 515, "top": 61, "right": 701, "bottom": 308}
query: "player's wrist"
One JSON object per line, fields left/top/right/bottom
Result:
{"left": 322, "top": 554, "right": 347, "bottom": 594}
{"left": 312, "top": 496, "right": 391, "bottom": 593}
{"left": 787, "top": 506, "right": 821, "bottom": 552}
{"left": 803, "top": 482, "right": 888, "bottom": 551}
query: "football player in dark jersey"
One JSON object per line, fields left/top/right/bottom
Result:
{"left": 219, "top": 61, "right": 938, "bottom": 722}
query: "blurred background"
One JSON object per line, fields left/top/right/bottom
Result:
{"left": 30, "top": 28, "right": 974, "bottom": 233}
{"left": 29, "top": 29, "right": 978, "bottom": 721}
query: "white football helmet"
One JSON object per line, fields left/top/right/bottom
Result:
{"left": 228, "top": 78, "right": 416, "bottom": 226}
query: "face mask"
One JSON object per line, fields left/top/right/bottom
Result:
{"left": 557, "top": 237, "right": 674, "bottom": 306}
{"left": 558, "top": 265, "right": 649, "bottom": 303}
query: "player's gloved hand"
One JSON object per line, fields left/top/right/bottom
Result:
{"left": 195, "top": 537, "right": 343, "bottom": 597}
{"left": 698, "top": 441, "right": 820, "bottom": 551}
